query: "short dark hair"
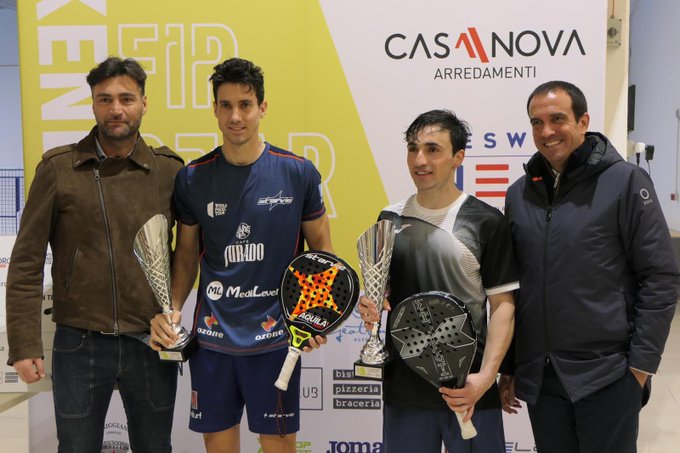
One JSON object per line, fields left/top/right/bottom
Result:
{"left": 86, "top": 56, "right": 147, "bottom": 94}
{"left": 404, "top": 109, "right": 470, "bottom": 153}
{"left": 210, "top": 58, "right": 265, "bottom": 104}
{"left": 527, "top": 80, "right": 588, "bottom": 120}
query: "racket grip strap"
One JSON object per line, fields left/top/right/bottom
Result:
{"left": 274, "top": 347, "right": 302, "bottom": 391}
{"left": 455, "top": 410, "right": 478, "bottom": 439}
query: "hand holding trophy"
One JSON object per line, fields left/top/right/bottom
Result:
{"left": 134, "top": 214, "right": 197, "bottom": 362}
{"left": 354, "top": 219, "right": 396, "bottom": 380}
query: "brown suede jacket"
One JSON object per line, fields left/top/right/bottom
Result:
{"left": 6, "top": 127, "right": 184, "bottom": 364}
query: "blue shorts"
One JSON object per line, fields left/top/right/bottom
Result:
{"left": 383, "top": 404, "right": 505, "bottom": 453}
{"left": 188, "top": 346, "right": 301, "bottom": 435}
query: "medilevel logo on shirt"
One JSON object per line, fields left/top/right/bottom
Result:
{"left": 207, "top": 201, "right": 228, "bottom": 218}
{"left": 205, "top": 281, "right": 224, "bottom": 301}
{"left": 257, "top": 190, "right": 294, "bottom": 210}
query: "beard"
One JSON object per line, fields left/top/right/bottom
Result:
{"left": 97, "top": 117, "right": 142, "bottom": 142}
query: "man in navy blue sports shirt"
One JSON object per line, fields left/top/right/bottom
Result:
{"left": 150, "top": 58, "right": 332, "bottom": 453}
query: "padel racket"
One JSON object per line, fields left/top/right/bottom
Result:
{"left": 389, "top": 291, "right": 478, "bottom": 439}
{"left": 275, "top": 251, "right": 360, "bottom": 391}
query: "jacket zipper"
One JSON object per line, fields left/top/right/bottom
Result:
{"left": 94, "top": 167, "right": 119, "bottom": 335}
{"left": 542, "top": 204, "right": 551, "bottom": 366}
{"left": 542, "top": 172, "right": 560, "bottom": 364}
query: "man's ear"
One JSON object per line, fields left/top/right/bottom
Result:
{"left": 453, "top": 149, "right": 465, "bottom": 167}
{"left": 578, "top": 111, "right": 590, "bottom": 132}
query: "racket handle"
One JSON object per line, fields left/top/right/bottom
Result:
{"left": 455, "top": 410, "right": 478, "bottom": 439}
{"left": 274, "top": 347, "right": 302, "bottom": 391}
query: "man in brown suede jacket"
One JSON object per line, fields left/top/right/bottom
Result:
{"left": 6, "top": 56, "right": 183, "bottom": 453}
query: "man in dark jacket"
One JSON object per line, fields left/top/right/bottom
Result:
{"left": 6, "top": 57, "right": 183, "bottom": 452}
{"left": 499, "top": 80, "right": 680, "bottom": 453}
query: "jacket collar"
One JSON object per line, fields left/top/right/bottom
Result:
{"left": 73, "top": 126, "right": 154, "bottom": 171}
{"left": 525, "top": 132, "right": 615, "bottom": 182}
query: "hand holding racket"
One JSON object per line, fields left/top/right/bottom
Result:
{"left": 275, "top": 251, "right": 360, "bottom": 391}
{"left": 389, "top": 291, "right": 478, "bottom": 439}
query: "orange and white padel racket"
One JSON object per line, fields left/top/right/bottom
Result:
{"left": 274, "top": 251, "right": 359, "bottom": 391}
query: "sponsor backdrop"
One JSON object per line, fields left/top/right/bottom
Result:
{"left": 0, "top": 238, "right": 54, "bottom": 394}
{"left": 11, "top": 0, "right": 605, "bottom": 451}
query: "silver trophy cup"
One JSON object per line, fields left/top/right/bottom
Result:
{"left": 354, "top": 219, "right": 396, "bottom": 380}
{"left": 133, "top": 214, "right": 196, "bottom": 362}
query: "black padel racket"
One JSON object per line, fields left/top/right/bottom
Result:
{"left": 275, "top": 251, "right": 360, "bottom": 390}
{"left": 389, "top": 291, "right": 478, "bottom": 439}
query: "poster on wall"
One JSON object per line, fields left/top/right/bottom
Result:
{"left": 17, "top": 0, "right": 606, "bottom": 451}
{"left": 320, "top": 0, "right": 606, "bottom": 211}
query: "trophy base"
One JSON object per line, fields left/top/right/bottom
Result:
{"left": 353, "top": 359, "right": 386, "bottom": 381}
{"left": 158, "top": 334, "right": 198, "bottom": 362}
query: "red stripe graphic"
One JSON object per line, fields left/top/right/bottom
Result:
{"left": 467, "top": 28, "right": 489, "bottom": 63}
{"left": 474, "top": 162, "right": 509, "bottom": 199}
{"left": 188, "top": 154, "right": 219, "bottom": 168}
{"left": 475, "top": 178, "right": 509, "bottom": 184}
{"left": 476, "top": 191, "right": 507, "bottom": 198}
{"left": 269, "top": 150, "right": 304, "bottom": 161}
{"left": 476, "top": 164, "right": 509, "bottom": 171}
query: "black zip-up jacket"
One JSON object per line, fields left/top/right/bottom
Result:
{"left": 504, "top": 132, "right": 679, "bottom": 404}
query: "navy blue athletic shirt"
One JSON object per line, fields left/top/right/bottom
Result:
{"left": 173, "top": 142, "right": 326, "bottom": 355}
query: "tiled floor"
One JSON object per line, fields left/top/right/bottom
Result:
{"left": 1, "top": 310, "right": 679, "bottom": 452}
{"left": 638, "top": 309, "right": 680, "bottom": 453}
{"left": 0, "top": 397, "right": 28, "bottom": 452}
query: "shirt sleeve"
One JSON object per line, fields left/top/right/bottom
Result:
{"left": 301, "top": 159, "right": 326, "bottom": 221}
{"left": 480, "top": 212, "right": 520, "bottom": 295}
{"left": 6, "top": 157, "right": 57, "bottom": 363}
{"left": 620, "top": 166, "right": 679, "bottom": 373}
{"left": 172, "top": 166, "right": 198, "bottom": 226}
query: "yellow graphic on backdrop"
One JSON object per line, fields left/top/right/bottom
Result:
{"left": 17, "top": 0, "right": 386, "bottom": 263}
